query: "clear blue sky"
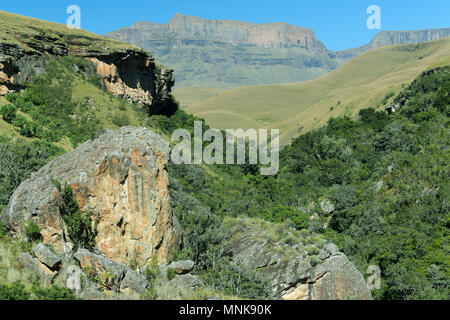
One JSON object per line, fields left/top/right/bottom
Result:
{"left": 1, "top": 0, "right": 449, "bottom": 51}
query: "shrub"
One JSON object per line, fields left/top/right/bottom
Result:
{"left": 19, "top": 121, "right": 44, "bottom": 138}
{"left": 12, "top": 115, "right": 27, "bottom": 128}
{"left": 0, "top": 104, "right": 17, "bottom": 123}
{"left": 87, "top": 75, "right": 104, "bottom": 89}
{"left": 32, "top": 286, "right": 78, "bottom": 300}
{"left": 167, "top": 268, "right": 177, "bottom": 281}
{"left": 262, "top": 206, "right": 309, "bottom": 230}
{"left": 305, "top": 245, "right": 320, "bottom": 256}
{"left": 381, "top": 91, "right": 395, "bottom": 105}
{"left": 144, "top": 256, "right": 161, "bottom": 284}
{"left": 0, "top": 282, "right": 30, "bottom": 300}
{"left": 0, "top": 220, "right": 7, "bottom": 237}
{"left": 112, "top": 114, "right": 130, "bottom": 127}
{"left": 140, "top": 287, "right": 157, "bottom": 300}
{"left": 52, "top": 181, "right": 97, "bottom": 251}
{"left": 202, "top": 259, "right": 270, "bottom": 299}
{"left": 24, "top": 220, "right": 42, "bottom": 242}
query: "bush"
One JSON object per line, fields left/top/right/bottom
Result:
{"left": 12, "top": 115, "right": 27, "bottom": 128}
{"left": 0, "top": 282, "right": 31, "bottom": 300}
{"left": 19, "top": 121, "right": 44, "bottom": 138}
{"left": 24, "top": 220, "right": 42, "bottom": 242}
{"left": 32, "top": 285, "right": 78, "bottom": 300}
{"left": 167, "top": 268, "right": 177, "bottom": 281}
{"left": 52, "top": 181, "right": 97, "bottom": 251}
{"left": 112, "top": 114, "right": 130, "bottom": 127}
{"left": 0, "top": 220, "right": 7, "bottom": 237}
{"left": 202, "top": 259, "right": 270, "bottom": 299}
{"left": 87, "top": 75, "right": 104, "bottom": 89}
{"left": 144, "top": 256, "right": 161, "bottom": 284}
{"left": 262, "top": 206, "right": 309, "bottom": 230}
{"left": 0, "top": 104, "right": 17, "bottom": 123}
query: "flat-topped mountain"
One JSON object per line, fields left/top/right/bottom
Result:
{"left": 111, "top": 12, "right": 328, "bottom": 50}
{"left": 107, "top": 13, "right": 343, "bottom": 89}
{"left": 107, "top": 14, "right": 450, "bottom": 89}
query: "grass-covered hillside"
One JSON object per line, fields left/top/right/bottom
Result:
{"left": 0, "top": 11, "right": 141, "bottom": 53}
{"left": 181, "top": 38, "right": 450, "bottom": 145}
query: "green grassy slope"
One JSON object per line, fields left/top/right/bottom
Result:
{"left": 184, "top": 38, "right": 450, "bottom": 145}
{"left": 173, "top": 87, "right": 226, "bottom": 108}
{"left": 0, "top": 11, "right": 141, "bottom": 53}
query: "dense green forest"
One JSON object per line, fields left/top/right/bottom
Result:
{"left": 0, "top": 56, "right": 448, "bottom": 299}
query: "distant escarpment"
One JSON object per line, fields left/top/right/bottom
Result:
{"left": 110, "top": 13, "right": 327, "bottom": 50}
{"left": 338, "top": 28, "right": 450, "bottom": 59}
{"left": 107, "top": 13, "right": 342, "bottom": 89}
{"left": 0, "top": 11, "right": 175, "bottom": 115}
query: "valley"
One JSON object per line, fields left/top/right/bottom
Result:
{"left": 179, "top": 38, "right": 450, "bottom": 145}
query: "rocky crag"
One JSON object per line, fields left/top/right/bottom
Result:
{"left": 226, "top": 218, "right": 372, "bottom": 300}
{"left": 0, "top": 11, "right": 175, "bottom": 115}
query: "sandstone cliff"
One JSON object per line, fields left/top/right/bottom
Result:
{"left": 0, "top": 11, "right": 175, "bottom": 115}
{"left": 1, "top": 127, "right": 178, "bottom": 266}
{"left": 111, "top": 13, "right": 327, "bottom": 50}
{"left": 106, "top": 13, "right": 341, "bottom": 89}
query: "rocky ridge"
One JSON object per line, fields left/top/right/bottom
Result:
{"left": 111, "top": 13, "right": 328, "bottom": 50}
{"left": 0, "top": 11, "right": 175, "bottom": 115}
{"left": 107, "top": 13, "right": 342, "bottom": 89}
{"left": 338, "top": 28, "right": 450, "bottom": 59}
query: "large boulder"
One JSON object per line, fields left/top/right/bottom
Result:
{"left": 1, "top": 127, "right": 179, "bottom": 266}
{"left": 74, "top": 249, "right": 149, "bottom": 294}
{"left": 226, "top": 218, "right": 373, "bottom": 300}
{"left": 166, "top": 260, "right": 195, "bottom": 275}
{"left": 17, "top": 253, "right": 55, "bottom": 285}
{"left": 32, "top": 243, "right": 62, "bottom": 270}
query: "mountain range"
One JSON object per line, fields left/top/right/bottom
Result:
{"left": 107, "top": 13, "right": 450, "bottom": 89}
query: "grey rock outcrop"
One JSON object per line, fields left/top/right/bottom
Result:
{"left": 170, "top": 274, "right": 204, "bottom": 290}
{"left": 32, "top": 243, "right": 62, "bottom": 270}
{"left": 106, "top": 13, "right": 341, "bottom": 89}
{"left": 17, "top": 252, "right": 55, "bottom": 284}
{"left": 227, "top": 217, "right": 372, "bottom": 300}
{"left": 166, "top": 260, "right": 195, "bottom": 275}
{"left": 74, "top": 249, "right": 149, "bottom": 294}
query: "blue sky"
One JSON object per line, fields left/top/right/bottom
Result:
{"left": 1, "top": 0, "right": 449, "bottom": 51}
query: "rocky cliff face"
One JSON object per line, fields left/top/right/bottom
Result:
{"left": 0, "top": 11, "right": 175, "bottom": 114}
{"left": 110, "top": 13, "right": 327, "bottom": 50}
{"left": 337, "top": 28, "right": 450, "bottom": 59}
{"left": 1, "top": 127, "right": 178, "bottom": 266}
{"left": 107, "top": 13, "right": 341, "bottom": 89}
{"left": 227, "top": 218, "right": 372, "bottom": 300}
